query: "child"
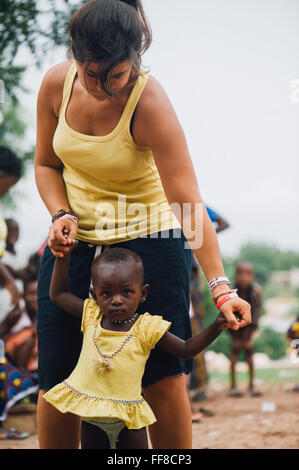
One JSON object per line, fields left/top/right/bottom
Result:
{"left": 43, "top": 245, "right": 230, "bottom": 449}
{"left": 228, "top": 261, "right": 263, "bottom": 397}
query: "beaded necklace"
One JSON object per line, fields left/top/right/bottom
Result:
{"left": 92, "top": 319, "right": 136, "bottom": 373}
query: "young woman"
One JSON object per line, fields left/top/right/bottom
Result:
{"left": 35, "top": 0, "right": 251, "bottom": 449}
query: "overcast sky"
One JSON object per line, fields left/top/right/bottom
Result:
{"left": 5, "top": 0, "right": 299, "bottom": 259}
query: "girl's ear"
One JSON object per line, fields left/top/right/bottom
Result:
{"left": 140, "top": 284, "right": 150, "bottom": 303}
{"left": 89, "top": 287, "right": 97, "bottom": 301}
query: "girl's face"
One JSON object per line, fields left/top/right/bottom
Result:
{"left": 91, "top": 260, "right": 149, "bottom": 322}
{"left": 75, "top": 60, "right": 133, "bottom": 100}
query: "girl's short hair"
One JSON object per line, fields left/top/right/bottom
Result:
{"left": 68, "top": 0, "right": 152, "bottom": 96}
{"left": 92, "top": 247, "right": 144, "bottom": 283}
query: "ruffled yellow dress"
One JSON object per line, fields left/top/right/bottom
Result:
{"left": 43, "top": 298, "right": 171, "bottom": 429}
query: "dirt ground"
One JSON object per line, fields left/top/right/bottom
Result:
{"left": 1, "top": 382, "right": 298, "bottom": 449}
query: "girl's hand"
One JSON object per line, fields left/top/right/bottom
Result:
{"left": 215, "top": 312, "right": 230, "bottom": 331}
{"left": 219, "top": 297, "right": 251, "bottom": 331}
{"left": 48, "top": 218, "right": 78, "bottom": 258}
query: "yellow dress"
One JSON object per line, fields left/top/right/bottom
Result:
{"left": 43, "top": 298, "right": 171, "bottom": 429}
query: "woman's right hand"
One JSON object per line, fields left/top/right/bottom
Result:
{"left": 48, "top": 218, "right": 78, "bottom": 258}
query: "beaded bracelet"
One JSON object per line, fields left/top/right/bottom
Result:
{"left": 52, "top": 209, "right": 74, "bottom": 224}
{"left": 216, "top": 292, "right": 238, "bottom": 310}
{"left": 213, "top": 289, "right": 238, "bottom": 305}
{"left": 58, "top": 214, "right": 78, "bottom": 225}
{"left": 208, "top": 276, "right": 231, "bottom": 293}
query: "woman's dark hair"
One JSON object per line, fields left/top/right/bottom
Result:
{"left": 68, "top": 0, "right": 152, "bottom": 96}
{"left": 0, "top": 147, "right": 22, "bottom": 179}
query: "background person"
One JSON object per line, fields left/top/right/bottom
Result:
{"left": 228, "top": 261, "right": 262, "bottom": 397}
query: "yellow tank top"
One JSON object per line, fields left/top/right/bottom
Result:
{"left": 53, "top": 61, "right": 181, "bottom": 244}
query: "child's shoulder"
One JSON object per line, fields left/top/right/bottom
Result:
{"left": 135, "top": 312, "right": 172, "bottom": 349}
{"left": 81, "top": 298, "right": 101, "bottom": 333}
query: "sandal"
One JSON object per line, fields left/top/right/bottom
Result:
{"left": 0, "top": 428, "right": 31, "bottom": 440}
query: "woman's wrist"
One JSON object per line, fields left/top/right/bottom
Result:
{"left": 208, "top": 276, "right": 231, "bottom": 293}
{"left": 210, "top": 283, "right": 232, "bottom": 297}
{"left": 51, "top": 209, "right": 77, "bottom": 224}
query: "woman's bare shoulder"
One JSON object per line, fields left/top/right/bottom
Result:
{"left": 141, "top": 74, "right": 170, "bottom": 107}
{"left": 38, "top": 60, "right": 74, "bottom": 116}
{"left": 138, "top": 73, "right": 177, "bottom": 120}
{"left": 133, "top": 73, "right": 182, "bottom": 148}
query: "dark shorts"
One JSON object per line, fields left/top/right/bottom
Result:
{"left": 37, "top": 229, "right": 193, "bottom": 390}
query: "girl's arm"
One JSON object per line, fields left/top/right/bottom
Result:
{"left": 49, "top": 251, "right": 84, "bottom": 318}
{"left": 156, "top": 314, "right": 228, "bottom": 360}
{"left": 133, "top": 76, "right": 251, "bottom": 331}
{"left": 34, "top": 62, "right": 77, "bottom": 258}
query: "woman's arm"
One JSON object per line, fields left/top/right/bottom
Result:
{"left": 133, "top": 76, "right": 251, "bottom": 330}
{"left": 49, "top": 250, "right": 84, "bottom": 318}
{"left": 157, "top": 313, "right": 228, "bottom": 360}
{"left": 34, "top": 63, "right": 78, "bottom": 257}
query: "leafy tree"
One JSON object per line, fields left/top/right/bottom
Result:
{"left": 0, "top": 1, "right": 83, "bottom": 205}
{"left": 0, "top": 0, "right": 81, "bottom": 102}
{"left": 254, "top": 328, "right": 287, "bottom": 360}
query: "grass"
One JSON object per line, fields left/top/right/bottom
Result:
{"left": 208, "top": 368, "right": 299, "bottom": 385}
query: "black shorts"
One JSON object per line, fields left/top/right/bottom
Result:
{"left": 37, "top": 229, "right": 193, "bottom": 390}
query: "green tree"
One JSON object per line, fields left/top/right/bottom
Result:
{"left": 0, "top": 0, "right": 80, "bottom": 102}
{"left": 254, "top": 328, "right": 287, "bottom": 360}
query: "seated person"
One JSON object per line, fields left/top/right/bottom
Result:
{"left": 1, "top": 278, "right": 38, "bottom": 373}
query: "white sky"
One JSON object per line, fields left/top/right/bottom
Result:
{"left": 5, "top": 0, "right": 299, "bottom": 259}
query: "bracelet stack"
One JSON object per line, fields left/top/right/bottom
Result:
{"left": 52, "top": 209, "right": 78, "bottom": 225}
{"left": 208, "top": 277, "right": 239, "bottom": 310}
{"left": 215, "top": 292, "right": 238, "bottom": 310}
{"left": 208, "top": 276, "right": 231, "bottom": 293}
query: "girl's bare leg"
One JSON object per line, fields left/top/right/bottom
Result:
{"left": 37, "top": 390, "right": 81, "bottom": 449}
{"left": 118, "top": 427, "right": 148, "bottom": 449}
{"left": 142, "top": 374, "right": 192, "bottom": 449}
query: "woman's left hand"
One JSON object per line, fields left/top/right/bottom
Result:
{"left": 219, "top": 297, "right": 252, "bottom": 331}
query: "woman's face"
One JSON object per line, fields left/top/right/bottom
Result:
{"left": 0, "top": 173, "right": 19, "bottom": 197}
{"left": 75, "top": 60, "right": 133, "bottom": 100}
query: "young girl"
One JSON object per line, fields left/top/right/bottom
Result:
{"left": 43, "top": 245, "right": 230, "bottom": 449}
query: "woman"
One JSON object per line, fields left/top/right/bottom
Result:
{"left": 35, "top": 0, "right": 251, "bottom": 449}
